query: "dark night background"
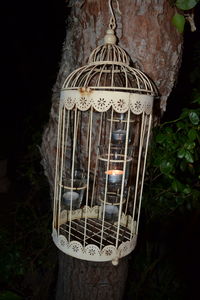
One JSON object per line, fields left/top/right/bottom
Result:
{"left": 1, "top": 0, "right": 200, "bottom": 299}
{"left": 1, "top": 1, "right": 66, "bottom": 298}
{"left": 2, "top": 0, "right": 66, "bottom": 166}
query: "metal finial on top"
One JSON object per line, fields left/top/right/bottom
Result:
{"left": 104, "top": 29, "right": 117, "bottom": 44}
{"left": 103, "top": 0, "right": 121, "bottom": 45}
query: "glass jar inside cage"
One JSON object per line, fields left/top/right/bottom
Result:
{"left": 97, "top": 146, "right": 132, "bottom": 185}
{"left": 110, "top": 112, "right": 134, "bottom": 145}
{"left": 99, "top": 191, "right": 127, "bottom": 223}
{"left": 62, "top": 169, "right": 86, "bottom": 210}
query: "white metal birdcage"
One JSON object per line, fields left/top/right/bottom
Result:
{"left": 52, "top": 4, "right": 157, "bottom": 265}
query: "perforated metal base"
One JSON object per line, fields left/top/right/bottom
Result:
{"left": 60, "top": 218, "right": 131, "bottom": 248}
{"left": 52, "top": 211, "right": 137, "bottom": 263}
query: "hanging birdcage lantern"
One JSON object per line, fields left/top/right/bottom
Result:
{"left": 52, "top": 0, "right": 157, "bottom": 265}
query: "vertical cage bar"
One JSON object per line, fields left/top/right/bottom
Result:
{"left": 97, "top": 65, "right": 106, "bottom": 87}
{"left": 136, "top": 114, "right": 152, "bottom": 234}
{"left": 53, "top": 103, "right": 63, "bottom": 230}
{"left": 83, "top": 107, "right": 93, "bottom": 247}
{"left": 63, "top": 110, "right": 70, "bottom": 181}
{"left": 111, "top": 65, "right": 114, "bottom": 86}
{"left": 86, "top": 111, "right": 91, "bottom": 155}
{"left": 131, "top": 112, "right": 145, "bottom": 238}
{"left": 58, "top": 107, "right": 66, "bottom": 235}
{"left": 100, "top": 108, "right": 114, "bottom": 250}
{"left": 124, "top": 186, "right": 131, "bottom": 215}
{"left": 68, "top": 107, "right": 78, "bottom": 242}
{"left": 91, "top": 112, "right": 103, "bottom": 207}
{"left": 116, "top": 108, "right": 130, "bottom": 248}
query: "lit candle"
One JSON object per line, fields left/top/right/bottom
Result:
{"left": 105, "top": 169, "right": 124, "bottom": 183}
{"left": 112, "top": 129, "right": 126, "bottom": 142}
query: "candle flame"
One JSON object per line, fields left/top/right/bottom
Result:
{"left": 105, "top": 170, "right": 124, "bottom": 176}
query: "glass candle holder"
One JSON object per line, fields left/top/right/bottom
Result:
{"left": 98, "top": 146, "right": 132, "bottom": 185}
{"left": 105, "top": 169, "right": 124, "bottom": 183}
{"left": 111, "top": 113, "right": 127, "bottom": 144}
{"left": 108, "top": 112, "right": 135, "bottom": 145}
{"left": 104, "top": 204, "right": 119, "bottom": 223}
{"left": 62, "top": 178, "right": 86, "bottom": 210}
{"left": 100, "top": 192, "right": 126, "bottom": 223}
{"left": 112, "top": 129, "right": 127, "bottom": 143}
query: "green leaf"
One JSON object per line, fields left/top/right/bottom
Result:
{"left": 175, "top": 0, "right": 199, "bottom": 10}
{"left": 185, "top": 141, "right": 196, "bottom": 150}
{"left": 153, "top": 155, "right": 164, "bottom": 166}
{"left": 156, "top": 133, "right": 166, "bottom": 144}
{"left": 160, "top": 160, "right": 174, "bottom": 175}
{"left": 177, "top": 121, "right": 186, "bottom": 129}
{"left": 165, "top": 127, "right": 173, "bottom": 135}
{"left": 177, "top": 148, "right": 186, "bottom": 158}
{"left": 188, "top": 128, "right": 197, "bottom": 141}
{"left": 183, "top": 187, "right": 191, "bottom": 194}
{"left": 184, "top": 151, "right": 194, "bottom": 163}
{"left": 181, "top": 109, "right": 190, "bottom": 118}
{"left": 172, "top": 179, "right": 183, "bottom": 192}
{"left": 172, "top": 13, "right": 185, "bottom": 33}
{"left": 189, "top": 111, "right": 199, "bottom": 125}
{"left": 192, "top": 96, "right": 200, "bottom": 105}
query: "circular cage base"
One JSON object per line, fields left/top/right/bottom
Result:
{"left": 52, "top": 216, "right": 137, "bottom": 263}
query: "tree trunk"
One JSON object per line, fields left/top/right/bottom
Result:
{"left": 56, "top": 252, "right": 128, "bottom": 300}
{"left": 41, "top": 1, "right": 183, "bottom": 299}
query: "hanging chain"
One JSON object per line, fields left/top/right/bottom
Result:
{"left": 108, "top": 0, "right": 121, "bottom": 30}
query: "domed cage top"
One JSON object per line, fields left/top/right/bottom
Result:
{"left": 52, "top": 29, "right": 157, "bottom": 265}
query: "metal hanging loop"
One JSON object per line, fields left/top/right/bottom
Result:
{"left": 108, "top": 0, "right": 121, "bottom": 30}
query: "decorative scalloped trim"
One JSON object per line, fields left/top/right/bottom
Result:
{"left": 52, "top": 228, "right": 137, "bottom": 262}
{"left": 53, "top": 206, "right": 137, "bottom": 261}
{"left": 59, "top": 205, "right": 136, "bottom": 229}
{"left": 60, "top": 90, "right": 153, "bottom": 114}
{"left": 59, "top": 206, "right": 100, "bottom": 226}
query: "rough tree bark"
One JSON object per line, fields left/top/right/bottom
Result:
{"left": 41, "top": 1, "right": 183, "bottom": 299}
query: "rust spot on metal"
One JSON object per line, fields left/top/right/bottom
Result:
{"left": 79, "top": 87, "right": 93, "bottom": 96}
